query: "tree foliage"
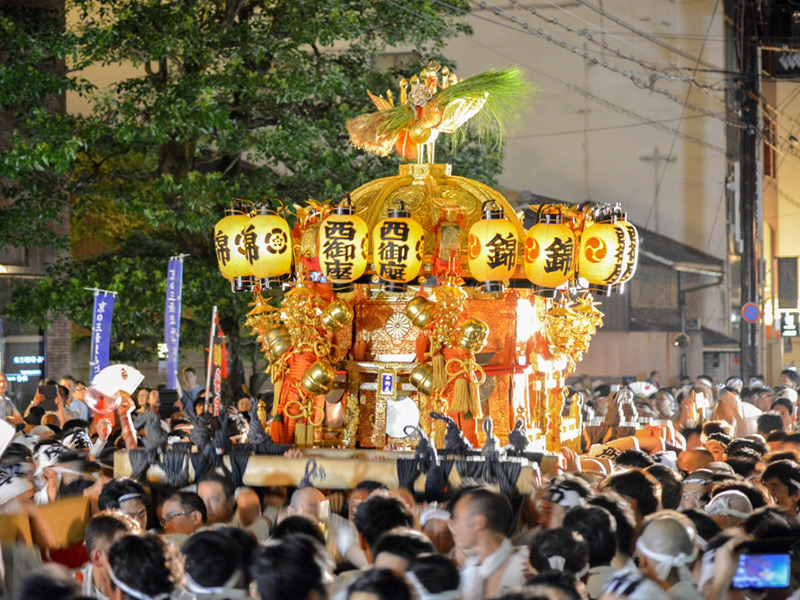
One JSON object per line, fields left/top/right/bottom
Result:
{"left": 0, "top": 0, "right": 505, "bottom": 393}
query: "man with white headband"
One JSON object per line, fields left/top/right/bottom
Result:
{"left": 635, "top": 512, "right": 701, "bottom": 600}
{"left": 761, "top": 459, "right": 800, "bottom": 514}
{"left": 538, "top": 476, "right": 592, "bottom": 529}
{"left": 704, "top": 490, "right": 753, "bottom": 529}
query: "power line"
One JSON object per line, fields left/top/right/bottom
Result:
{"left": 463, "top": 0, "right": 746, "bottom": 129}
{"left": 571, "top": 0, "right": 723, "bottom": 71}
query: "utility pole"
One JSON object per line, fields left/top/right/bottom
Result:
{"left": 738, "top": 0, "right": 761, "bottom": 381}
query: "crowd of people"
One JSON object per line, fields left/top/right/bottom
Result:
{"left": 1, "top": 366, "right": 800, "bottom": 600}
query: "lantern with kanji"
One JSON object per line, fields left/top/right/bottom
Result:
{"left": 615, "top": 212, "right": 639, "bottom": 292}
{"left": 214, "top": 204, "right": 254, "bottom": 292}
{"left": 247, "top": 205, "right": 292, "bottom": 288}
{"left": 372, "top": 201, "right": 425, "bottom": 292}
{"left": 318, "top": 198, "right": 369, "bottom": 293}
{"left": 524, "top": 205, "right": 576, "bottom": 297}
{"left": 578, "top": 210, "right": 628, "bottom": 295}
{"left": 467, "top": 200, "right": 520, "bottom": 292}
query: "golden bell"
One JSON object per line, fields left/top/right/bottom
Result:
{"left": 409, "top": 363, "right": 435, "bottom": 396}
{"left": 404, "top": 297, "right": 435, "bottom": 329}
{"left": 320, "top": 299, "right": 354, "bottom": 332}
{"left": 457, "top": 317, "right": 490, "bottom": 353}
{"left": 264, "top": 325, "right": 291, "bottom": 361}
{"left": 301, "top": 360, "right": 336, "bottom": 395}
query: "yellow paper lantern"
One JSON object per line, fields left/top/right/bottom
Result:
{"left": 247, "top": 205, "right": 292, "bottom": 288}
{"left": 524, "top": 206, "right": 576, "bottom": 297}
{"left": 372, "top": 201, "right": 425, "bottom": 292}
{"left": 615, "top": 216, "right": 639, "bottom": 292}
{"left": 467, "top": 201, "right": 520, "bottom": 292}
{"left": 214, "top": 204, "right": 254, "bottom": 292}
{"left": 318, "top": 199, "right": 369, "bottom": 293}
{"left": 578, "top": 212, "right": 628, "bottom": 295}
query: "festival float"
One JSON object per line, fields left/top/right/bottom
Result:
{"left": 116, "top": 62, "right": 640, "bottom": 492}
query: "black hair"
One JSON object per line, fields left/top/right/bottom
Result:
{"left": 766, "top": 450, "right": 800, "bottom": 464}
{"left": 17, "top": 569, "right": 80, "bottom": 600}
{"left": 743, "top": 506, "right": 800, "bottom": 539}
{"left": 373, "top": 528, "right": 435, "bottom": 563}
{"left": 762, "top": 459, "right": 800, "bottom": 492}
{"left": 165, "top": 490, "right": 207, "bottom": 523}
{"left": 601, "top": 468, "right": 661, "bottom": 517}
{"left": 781, "top": 369, "right": 800, "bottom": 387}
{"left": 85, "top": 512, "right": 137, "bottom": 554}
{"left": 615, "top": 449, "right": 653, "bottom": 469}
{"left": 24, "top": 406, "right": 45, "bottom": 426}
{"left": 767, "top": 430, "right": 788, "bottom": 444}
{"left": 527, "top": 527, "right": 589, "bottom": 576}
{"left": 61, "top": 419, "right": 91, "bottom": 433}
{"left": 562, "top": 505, "right": 616, "bottom": 567}
{"left": 181, "top": 530, "right": 240, "bottom": 590}
{"left": 772, "top": 397, "right": 795, "bottom": 416}
{"left": 459, "top": 486, "right": 514, "bottom": 536}
{"left": 250, "top": 534, "right": 331, "bottom": 600}
{"left": 346, "top": 568, "right": 413, "bottom": 600}
{"left": 271, "top": 514, "right": 325, "bottom": 544}
{"left": 645, "top": 464, "right": 682, "bottom": 510}
{"left": 757, "top": 412, "right": 785, "bottom": 435}
{"left": 681, "top": 509, "right": 721, "bottom": 546}
{"left": 707, "top": 432, "right": 732, "bottom": 447}
{"left": 197, "top": 471, "right": 236, "bottom": 501}
{"left": 702, "top": 421, "right": 733, "bottom": 438}
{"left": 108, "top": 534, "right": 174, "bottom": 600}
{"left": 587, "top": 492, "right": 636, "bottom": 557}
{"left": 353, "top": 492, "right": 414, "bottom": 553}
{"left": 354, "top": 479, "right": 389, "bottom": 493}
{"left": 524, "top": 570, "right": 582, "bottom": 600}
{"left": 725, "top": 454, "right": 760, "bottom": 478}
{"left": 98, "top": 478, "right": 147, "bottom": 511}
{"left": 408, "top": 553, "right": 460, "bottom": 594}
{"left": 213, "top": 526, "right": 258, "bottom": 585}
{"left": 727, "top": 437, "right": 769, "bottom": 457}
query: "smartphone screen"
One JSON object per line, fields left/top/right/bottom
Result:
{"left": 732, "top": 553, "right": 791, "bottom": 589}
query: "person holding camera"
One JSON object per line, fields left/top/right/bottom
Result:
{"left": 0, "top": 373, "right": 22, "bottom": 426}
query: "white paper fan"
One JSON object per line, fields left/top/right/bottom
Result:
{"left": 627, "top": 381, "right": 657, "bottom": 398}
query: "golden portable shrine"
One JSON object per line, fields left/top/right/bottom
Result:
{"left": 211, "top": 62, "right": 640, "bottom": 464}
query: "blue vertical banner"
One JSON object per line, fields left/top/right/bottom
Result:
{"left": 164, "top": 257, "right": 184, "bottom": 389}
{"left": 89, "top": 291, "right": 116, "bottom": 379}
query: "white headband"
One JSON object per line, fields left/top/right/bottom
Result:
{"left": 184, "top": 570, "right": 248, "bottom": 600}
{"left": 406, "top": 572, "right": 459, "bottom": 600}
{"left": 546, "top": 554, "right": 589, "bottom": 579}
{"left": 545, "top": 485, "right": 585, "bottom": 509}
{"left": 705, "top": 491, "right": 752, "bottom": 520}
{"left": 107, "top": 564, "right": 171, "bottom": 600}
{"left": 635, "top": 538, "right": 697, "bottom": 582}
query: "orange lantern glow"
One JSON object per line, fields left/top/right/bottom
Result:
{"left": 318, "top": 198, "right": 369, "bottom": 293}
{"left": 214, "top": 204, "right": 254, "bottom": 292}
{"left": 247, "top": 205, "right": 292, "bottom": 288}
{"left": 524, "top": 205, "right": 576, "bottom": 297}
{"left": 372, "top": 201, "right": 425, "bottom": 292}
{"left": 578, "top": 211, "right": 628, "bottom": 295}
{"left": 468, "top": 201, "right": 520, "bottom": 292}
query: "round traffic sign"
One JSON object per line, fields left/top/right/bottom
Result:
{"left": 741, "top": 302, "right": 760, "bottom": 323}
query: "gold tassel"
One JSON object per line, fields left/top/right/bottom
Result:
{"left": 432, "top": 353, "right": 446, "bottom": 390}
{"left": 451, "top": 377, "right": 470, "bottom": 414}
{"left": 432, "top": 397, "right": 447, "bottom": 448}
{"left": 271, "top": 380, "right": 283, "bottom": 417}
{"left": 469, "top": 380, "right": 482, "bottom": 419}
